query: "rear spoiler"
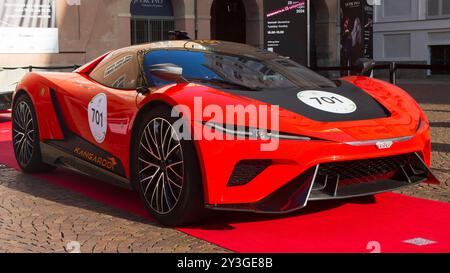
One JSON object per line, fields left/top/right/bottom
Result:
{"left": 74, "top": 51, "right": 112, "bottom": 75}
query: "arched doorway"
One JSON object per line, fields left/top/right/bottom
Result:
{"left": 210, "top": 0, "right": 246, "bottom": 43}
{"left": 130, "top": 0, "right": 175, "bottom": 44}
{"left": 310, "top": 0, "right": 330, "bottom": 67}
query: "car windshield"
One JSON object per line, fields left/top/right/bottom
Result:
{"left": 143, "top": 50, "right": 336, "bottom": 90}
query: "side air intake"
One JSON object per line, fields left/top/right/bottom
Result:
{"left": 227, "top": 160, "right": 272, "bottom": 187}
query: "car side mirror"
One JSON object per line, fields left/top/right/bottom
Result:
{"left": 136, "top": 86, "right": 150, "bottom": 95}
{"left": 149, "top": 63, "right": 188, "bottom": 84}
{"left": 355, "top": 58, "right": 375, "bottom": 76}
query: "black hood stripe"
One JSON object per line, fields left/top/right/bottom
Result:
{"left": 219, "top": 81, "right": 390, "bottom": 122}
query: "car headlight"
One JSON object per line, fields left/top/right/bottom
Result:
{"left": 416, "top": 117, "right": 422, "bottom": 133}
{"left": 203, "top": 121, "right": 312, "bottom": 140}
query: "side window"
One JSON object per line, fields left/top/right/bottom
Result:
{"left": 143, "top": 50, "right": 221, "bottom": 87}
{"left": 89, "top": 51, "right": 140, "bottom": 90}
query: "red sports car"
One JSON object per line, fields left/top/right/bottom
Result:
{"left": 12, "top": 40, "right": 438, "bottom": 226}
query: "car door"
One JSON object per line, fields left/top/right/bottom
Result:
{"left": 55, "top": 50, "right": 141, "bottom": 177}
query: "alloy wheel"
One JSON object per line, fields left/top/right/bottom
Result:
{"left": 138, "top": 118, "right": 184, "bottom": 215}
{"left": 12, "top": 101, "right": 35, "bottom": 166}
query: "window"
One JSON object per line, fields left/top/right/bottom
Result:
{"left": 384, "top": 0, "right": 412, "bottom": 17}
{"left": 89, "top": 51, "right": 140, "bottom": 90}
{"left": 131, "top": 19, "right": 175, "bottom": 45}
{"left": 444, "top": 0, "right": 450, "bottom": 14}
{"left": 143, "top": 50, "right": 336, "bottom": 90}
{"left": 430, "top": 45, "right": 450, "bottom": 75}
{"left": 129, "top": 0, "right": 175, "bottom": 44}
{"left": 427, "top": 0, "right": 450, "bottom": 17}
{"left": 384, "top": 34, "right": 411, "bottom": 58}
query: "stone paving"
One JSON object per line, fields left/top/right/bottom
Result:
{"left": 0, "top": 88, "right": 449, "bottom": 253}
{"left": 392, "top": 83, "right": 450, "bottom": 202}
{"left": 395, "top": 103, "right": 450, "bottom": 203}
{"left": 0, "top": 167, "right": 226, "bottom": 253}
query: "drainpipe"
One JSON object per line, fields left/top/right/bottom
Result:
{"left": 307, "top": 0, "right": 311, "bottom": 67}
{"left": 77, "top": 4, "right": 81, "bottom": 40}
{"left": 194, "top": 0, "right": 198, "bottom": 39}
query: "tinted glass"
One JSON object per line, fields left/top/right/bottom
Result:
{"left": 428, "top": 0, "right": 439, "bottom": 16}
{"left": 443, "top": 0, "right": 450, "bottom": 14}
{"left": 143, "top": 50, "right": 336, "bottom": 90}
{"left": 89, "top": 51, "right": 140, "bottom": 90}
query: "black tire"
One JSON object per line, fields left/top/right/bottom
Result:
{"left": 131, "top": 105, "right": 207, "bottom": 226}
{"left": 12, "top": 93, "right": 55, "bottom": 173}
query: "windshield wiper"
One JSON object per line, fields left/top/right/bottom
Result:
{"left": 187, "top": 78, "right": 262, "bottom": 91}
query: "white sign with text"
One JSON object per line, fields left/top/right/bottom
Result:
{"left": 0, "top": 27, "right": 59, "bottom": 53}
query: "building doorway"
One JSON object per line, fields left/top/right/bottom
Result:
{"left": 131, "top": 19, "right": 175, "bottom": 44}
{"left": 430, "top": 45, "right": 450, "bottom": 75}
{"left": 310, "top": 0, "right": 330, "bottom": 68}
{"left": 130, "top": 0, "right": 175, "bottom": 44}
{"left": 210, "top": 0, "right": 246, "bottom": 43}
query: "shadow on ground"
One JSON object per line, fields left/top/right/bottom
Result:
{"left": 0, "top": 164, "right": 379, "bottom": 231}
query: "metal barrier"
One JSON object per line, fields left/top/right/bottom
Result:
{"left": 389, "top": 63, "right": 450, "bottom": 85}
{"left": 0, "top": 65, "right": 80, "bottom": 72}
{"left": 309, "top": 63, "right": 391, "bottom": 80}
{"left": 1, "top": 63, "right": 449, "bottom": 85}
{"left": 309, "top": 63, "right": 450, "bottom": 84}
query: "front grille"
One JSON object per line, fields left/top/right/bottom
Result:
{"left": 309, "top": 153, "right": 430, "bottom": 199}
{"left": 317, "top": 154, "right": 412, "bottom": 183}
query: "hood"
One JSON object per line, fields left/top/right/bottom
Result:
{"left": 221, "top": 80, "right": 390, "bottom": 123}
{"left": 167, "top": 77, "right": 422, "bottom": 143}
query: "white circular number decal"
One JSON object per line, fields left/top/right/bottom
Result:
{"left": 88, "top": 93, "right": 107, "bottom": 143}
{"left": 297, "top": 90, "right": 357, "bottom": 114}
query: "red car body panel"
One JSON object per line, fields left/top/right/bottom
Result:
{"left": 13, "top": 41, "right": 436, "bottom": 210}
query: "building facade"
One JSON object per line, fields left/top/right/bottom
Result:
{"left": 373, "top": 0, "right": 450, "bottom": 75}
{"left": 0, "top": 0, "right": 266, "bottom": 67}
{"left": 0, "top": 0, "right": 448, "bottom": 75}
{"left": 0, "top": 0, "right": 340, "bottom": 68}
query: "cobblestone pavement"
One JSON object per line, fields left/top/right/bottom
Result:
{"left": 395, "top": 103, "right": 450, "bottom": 202}
{"left": 0, "top": 167, "right": 227, "bottom": 253}
{"left": 0, "top": 100, "right": 449, "bottom": 253}
{"left": 396, "top": 79, "right": 450, "bottom": 202}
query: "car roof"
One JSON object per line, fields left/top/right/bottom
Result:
{"left": 114, "top": 40, "right": 277, "bottom": 61}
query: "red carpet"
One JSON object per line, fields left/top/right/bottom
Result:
{"left": 1, "top": 115, "right": 450, "bottom": 253}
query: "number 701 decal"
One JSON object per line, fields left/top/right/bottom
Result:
{"left": 91, "top": 108, "right": 104, "bottom": 127}
{"left": 88, "top": 93, "right": 108, "bottom": 143}
{"left": 309, "top": 96, "right": 344, "bottom": 105}
{"left": 297, "top": 91, "right": 357, "bottom": 114}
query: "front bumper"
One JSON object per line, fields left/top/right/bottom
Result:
{"left": 206, "top": 153, "right": 438, "bottom": 213}
{"left": 194, "top": 122, "right": 435, "bottom": 212}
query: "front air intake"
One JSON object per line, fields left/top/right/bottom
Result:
{"left": 227, "top": 160, "right": 272, "bottom": 187}
{"left": 309, "top": 153, "right": 432, "bottom": 200}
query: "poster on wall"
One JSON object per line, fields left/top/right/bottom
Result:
{"left": 0, "top": 0, "right": 58, "bottom": 53}
{"left": 340, "top": 0, "right": 373, "bottom": 68}
{"left": 130, "top": 0, "right": 173, "bottom": 16}
{"left": 263, "top": 0, "right": 308, "bottom": 65}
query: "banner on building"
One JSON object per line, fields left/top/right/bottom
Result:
{"left": 130, "top": 0, "right": 173, "bottom": 17}
{"left": 263, "top": 0, "right": 308, "bottom": 65}
{"left": 0, "top": 0, "right": 58, "bottom": 53}
{"left": 340, "top": 0, "right": 373, "bottom": 67}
